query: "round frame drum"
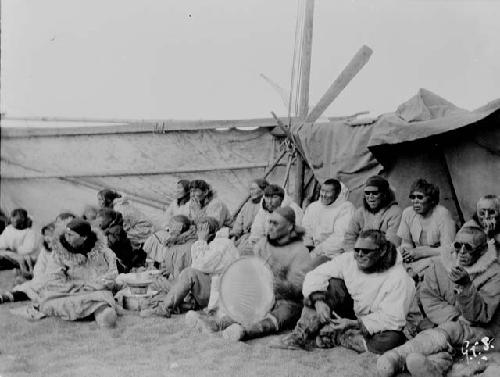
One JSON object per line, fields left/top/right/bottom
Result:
{"left": 219, "top": 256, "right": 275, "bottom": 327}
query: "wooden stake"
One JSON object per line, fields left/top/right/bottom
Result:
{"left": 306, "top": 45, "right": 373, "bottom": 123}
{"left": 295, "top": 0, "right": 315, "bottom": 205}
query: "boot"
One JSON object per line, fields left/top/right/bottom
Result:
{"left": 406, "top": 352, "right": 453, "bottom": 377}
{"left": 222, "top": 323, "right": 246, "bottom": 341}
{"left": 243, "top": 317, "right": 278, "bottom": 340}
{"left": 275, "top": 307, "right": 323, "bottom": 350}
{"left": 222, "top": 318, "right": 278, "bottom": 342}
{"left": 277, "top": 331, "right": 308, "bottom": 350}
{"left": 95, "top": 306, "right": 117, "bottom": 328}
{"left": 448, "top": 357, "right": 488, "bottom": 377}
{"left": 336, "top": 329, "right": 368, "bottom": 353}
{"left": 377, "top": 328, "right": 451, "bottom": 377}
{"left": 185, "top": 311, "right": 235, "bottom": 334}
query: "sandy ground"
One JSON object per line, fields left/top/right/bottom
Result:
{"left": 0, "top": 269, "right": 404, "bottom": 377}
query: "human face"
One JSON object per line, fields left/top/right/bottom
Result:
{"left": 94, "top": 215, "right": 105, "bottom": 229}
{"left": 410, "top": 190, "right": 432, "bottom": 216}
{"left": 319, "top": 183, "right": 337, "bottom": 206}
{"left": 190, "top": 188, "right": 206, "bottom": 203}
{"left": 176, "top": 183, "right": 188, "bottom": 199}
{"left": 477, "top": 198, "right": 498, "bottom": 231}
{"left": 43, "top": 229, "right": 55, "bottom": 250}
{"left": 264, "top": 195, "right": 283, "bottom": 212}
{"left": 353, "top": 237, "right": 382, "bottom": 271}
{"left": 11, "top": 212, "right": 26, "bottom": 229}
{"left": 364, "top": 185, "right": 382, "bottom": 211}
{"left": 249, "top": 183, "right": 264, "bottom": 200}
{"left": 97, "top": 194, "right": 106, "bottom": 208}
{"left": 267, "top": 212, "right": 292, "bottom": 241}
{"left": 64, "top": 229, "right": 87, "bottom": 249}
{"left": 454, "top": 232, "right": 484, "bottom": 267}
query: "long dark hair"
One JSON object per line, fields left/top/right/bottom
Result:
{"left": 98, "top": 189, "right": 122, "bottom": 208}
{"left": 190, "top": 180, "right": 214, "bottom": 207}
{"left": 177, "top": 180, "right": 191, "bottom": 206}
{"left": 11, "top": 208, "right": 32, "bottom": 230}
{"left": 97, "top": 208, "right": 123, "bottom": 230}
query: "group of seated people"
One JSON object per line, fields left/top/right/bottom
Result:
{"left": 0, "top": 176, "right": 499, "bottom": 377}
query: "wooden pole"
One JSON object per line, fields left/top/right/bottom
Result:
{"left": 295, "top": 0, "right": 315, "bottom": 205}
{"left": 298, "top": 0, "right": 315, "bottom": 119}
{"left": 1, "top": 162, "right": 274, "bottom": 179}
{"left": 306, "top": 45, "right": 373, "bottom": 123}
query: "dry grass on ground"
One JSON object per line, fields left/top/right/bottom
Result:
{"left": 0, "top": 270, "right": 407, "bottom": 377}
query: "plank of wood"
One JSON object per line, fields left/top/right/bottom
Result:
{"left": 298, "top": 0, "right": 315, "bottom": 119}
{"left": 295, "top": 0, "right": 315, "bottom": 205}
{"left": 0, "top": 117, "right": 296, "bottom": 138}
{"left": 306, "top": 45, "right": 373, "bottom": 123}
{"left": 1, "top": 162, "right": 274, "bottom": 179}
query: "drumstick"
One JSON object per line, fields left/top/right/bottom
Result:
{"left": 330, "top": 309, "right": 340, "bottom": 320}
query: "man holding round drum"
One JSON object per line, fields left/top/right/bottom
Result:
{"left": 187, "top": 206, "right": 312, "bottom": 341}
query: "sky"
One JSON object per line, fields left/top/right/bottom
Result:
{"left": 1, "top": 0, "right": 499, "bottom": 121}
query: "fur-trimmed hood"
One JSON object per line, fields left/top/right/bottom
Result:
{"left": 440, "top": 243, "right": 499, "bottom": 278}
{"left": 51, "top": 226, "right": 110, "bottom": 266}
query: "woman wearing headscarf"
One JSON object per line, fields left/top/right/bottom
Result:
{"left": 97, "top": 189, "right": 154, "bottom": 252}
{"left": 229, "top": 178, "right": 269, "bottom": 247}
{"left": 397, "top": 178, "right": 456, "bottom": 278}
{"left": 188, "top": 180, "right": 232, "bottom": 228}
{"left": 343, "top": 176, "right": 402, "bottom": 251}
{"left": 95, "top": 208, "right": 143, "bottom": 273}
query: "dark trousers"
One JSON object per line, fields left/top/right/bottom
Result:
{"left": 269, "top": 299, "right": 303, "bottom": 330}
{"left": 0, "top": 291, "right": 28, "bottom": 304}
{"left": 163, "top": 267, "right": 211, "bottom": 310}
{"left": 295, "top": 278, "right": 406, "bottom": 354}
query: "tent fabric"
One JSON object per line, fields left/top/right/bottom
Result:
{"left": 293, "top": 89, "right": 500, "bottom": 221}
{"left": 443, "top": 123, "right": 500, "bottom": 219}
{"left": 368, "top": 89, "right": 499, "bottom": 147}
{"left": 293, "top": 121, "right": 382, "bottom": 207}
{"left": 0, "top": 126, "right": 292, "bottom": 229}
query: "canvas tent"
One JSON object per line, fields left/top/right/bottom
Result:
{"left": 0, "top": 120, "right": 294, "bottom": 229}
{"left": 293, "top": 89, "right": 500, "bottom": 224}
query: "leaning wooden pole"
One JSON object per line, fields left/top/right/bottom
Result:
{"left": 295, "top": 0, "right": 315, "bottom": 205}
{"left": 306, "top": 45, "right": 373, "bottom": 123}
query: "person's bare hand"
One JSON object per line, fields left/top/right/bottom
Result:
{"left": 328, "top": 318, "right": 358, "bottom": 331}
{"left": 449, "top": 265, "right": 471, "bottom": 285}
{"left": 197, "top": 223, "right": 210, "bottom": 242}
{"left": 314, "top": 300, "right": 331, "bottom": 324}
{"left": 402, "top": 247, "right": 418, "bottom": 263}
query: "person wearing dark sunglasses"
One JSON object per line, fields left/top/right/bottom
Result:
{"left": 344, "top": 175, "right": 402, "bottom": 252}
{"left": 397, "top": 179, "right": 455, "bottom": 279}
{"left": 377, "top": 225, "right": 500, "bottom": 377}
{"left": 278, "top": 229, "right": 415, "bottom": 355}
{"left": 466, "top": 195, "right": 499, "bottom": 245}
